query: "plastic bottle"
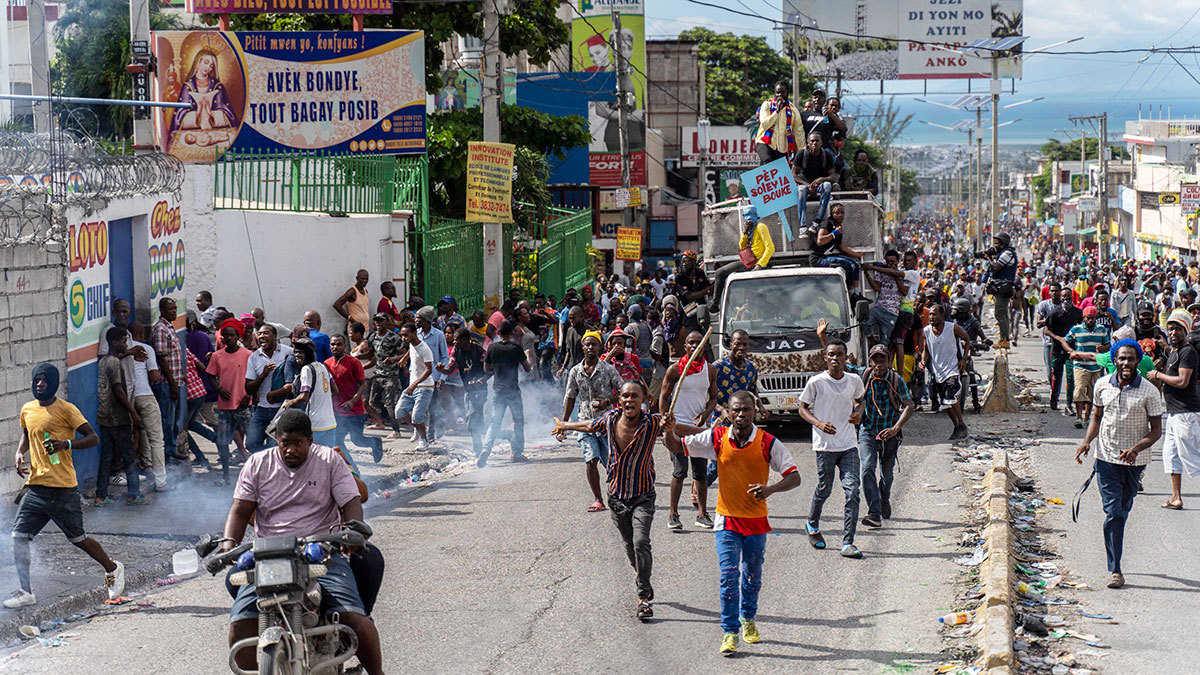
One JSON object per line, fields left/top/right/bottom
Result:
{"left": 43, "top": 433, "right": 60, "bottom": 466}
{"left": 1016, "top": 581, "right": 1043, "bottom": 597}
{"left": 938, "top": 612, "right": 970, "bottom": 625}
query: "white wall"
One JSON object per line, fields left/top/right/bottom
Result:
{"left": 183, "top": 164, "right": 407, "bottom": 337}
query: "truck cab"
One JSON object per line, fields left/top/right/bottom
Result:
{"left": 701, "top": 194, "right": 884, "bottom": 420}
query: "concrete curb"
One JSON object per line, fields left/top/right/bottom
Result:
{"left": 0, "top": 452, "right": 457, "bottom": 647}
{"left": 975, "top": 447, "right": 1015, "bottom": 672}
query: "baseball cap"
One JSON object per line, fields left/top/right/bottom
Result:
{"left": 868, "top": 344, "right": 890, "bottom": 359}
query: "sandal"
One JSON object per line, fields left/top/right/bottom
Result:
{"left": 636, "top": 600, "right": 653, "bottom": 621}
{"left": 807, "top": 524, "right": 826, "bottom": 550}
{"left": 1162, "top": 501, "right": 1184, "bottom": 510}
{"left": 587, "top": 501, "right": 607, "bottom": 513}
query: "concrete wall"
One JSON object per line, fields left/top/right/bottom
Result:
{"left": 0, "top": 243, "right": 67, "bottom": 493}
{"left": 183, "top": 164, "right": 411, "bottom": 338}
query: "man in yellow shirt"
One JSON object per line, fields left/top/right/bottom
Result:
{"left": 709, "top": 207, "right": 775, "bottom": 313}
{"left": 5, "top": 363, "right": 125, "bottom": 608}
{"left": 754, "top": 81, "right": 802, "bottom": 165}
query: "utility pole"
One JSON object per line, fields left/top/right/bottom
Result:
{"left": 612, "top": 9, "right": 632, "bottom": 230}
{"left": 481, "top": 0, "right": 504, "bottom": 308}
{"left": 29, "top": 0, "right": 50, "bottom": 132}
{"left": 698, "top": 61, "right": 709, "bottom": 206}
{"left": 975, "top": 108, "right": 983, "bottom": 249}
{"left": 1099, "top": 113, "right": 1108, "bottom": 265}
{"left": 791, "top": 24, "right": 800, "bottom": 101}
{"left": 129, "top": 0, "right": 153, "bottom": 149}
{"left": 989, "top": 56, "right": 999, "bottom": 241}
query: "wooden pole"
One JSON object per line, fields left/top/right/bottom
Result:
{"left": 668, "top": 327, "right": 714, "bottom": 414}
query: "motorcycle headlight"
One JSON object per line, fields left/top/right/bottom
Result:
{"left": 256, "top": 558, "right": 295, "bottom": 588}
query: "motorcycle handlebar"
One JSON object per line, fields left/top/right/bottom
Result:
{"left": 204, "top": 526, "right": 368, "bottom": 575}
{"left": 206, "top": 541, "right": 252, "bottom": 575}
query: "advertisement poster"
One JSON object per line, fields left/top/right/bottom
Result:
{"left": 66, "top": 218, "right": 112, "bottom": 352}
{"left": 187, "top": 0, "right": 391, "bottom": 13}
{"left": 571, "top": 3, "right": 645, "bottom": 109}
{"left": 615, "top": 226, "right": 642, "bottom": 260}
{"left": 1182, "top": 184, "right": 1200, "bottom": 212}
{"left": 433, "top": 68, "right": 516, "bottom": 111}
{"left": 153, "top": 30, "right": 426, "bottom": 162}
{"left": 702, "top": 168, "right": 749, "bottom": 206}
{"left": 784, "top": 0, "right": 1022, "bottom": 81}
{"left": 465, "top": 142, "right": 515, "bottom": 223}
{"left": 681, "top": 125, "right": 757, "bottom": 168}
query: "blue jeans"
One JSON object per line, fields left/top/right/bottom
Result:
{"left": 97, "top": 424, "right": 139, "bottom": 500}
{"left": 396, "top": 387, "right": 434, "bottom": 425}
{"left": 864, "top": 305, "right": 898, "bottom": 346}
{"left": 715, "top": 529, "right": 766, "bottom": 633}
{"left": 312, "top": 428, "right": 337, "bottom": 447}
{"left": 858, "top": 428, "right": 899, "bottom": 519}
{"left": 184, "top": 397, "right": 216, "bottom": 464}
{"left": 215, "top": 408, "right": 249, "bottom": 480}
{"left": 1043, "top": 342, "right": 1053, "bottom": 385}
{"left": 152, "top": 381, "right": 178, "bottom": 457}
{"left": 808, "top": 449, "right": 861, "bottom": 546}
{"left": 814, "top": 255, "right": 861, "bottom": 288}
{"left": 335, "top": 414, "right": 380, "bottom": 469}
{"left": 464, "top": 387, "right": 488, "bottom": 454}
{"left": 1095, "top": 459, "right": 1144, "bottom": 574}
{"left": 483, "top": 389, "right": 525, "bottom": 457}
{"left": 799, "top": 181, "right": 833, "bottom": 227}
{"left": 246, "top": 405, "right": 278, "bottom": 452}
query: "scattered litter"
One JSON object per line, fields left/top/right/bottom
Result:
{"left": 37, "top": 619, "right": 64, "bottom": 633}
{"left": 1085, "top": 640, "right": 1109, "bottom": 649}
{"left": 17, "top": 626, "right": 39, "bottom": 639}
{"left": 153, "top": 577, "right": 180, "bottom": 586}
{"left": 1077, "top": 649, "right": 1108, "bottom": 658}
{"left": 34, "top": 637, "right": 67, "bottom": 648}
{"left": 955, "top": 547, "right": 987, "bottom": 566}
{"left": 1078, "top": 610, "right": 1112, "bottom": 620}
{"left": 1046, "top": 497, "right": 1064, "bottom": 505}
{"left": 103, "top": 596, "right": 132, "bottom": 606}
{"left": 1016, "top": 612, "right": 1049, "bottom": 636}
{"left": 1043, "top": 615, "right": 1066, "bottom": 627}
{"left": 1033, "top": 562, "right": 1059, "bottom": 571}
{"left": 66, "top": 611, "right": 98, "bottom": 622}
{"left": 131, "top": 601, "right": 159, "bottom": 611}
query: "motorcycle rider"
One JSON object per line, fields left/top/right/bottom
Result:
{"left": 220, "top": 408, "right": 384, "bottom": 674}
{"left": 951, "top": 298, "right": 988, "bottom": 414}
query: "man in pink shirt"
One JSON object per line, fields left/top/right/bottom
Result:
{"left": 220, "top": 409, "right": 382, "bottom": 674}
{"left": 206, "top": 319, "right": 252, "bottom": 484}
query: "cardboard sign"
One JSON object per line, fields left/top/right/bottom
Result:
{"left": 465, "top": 142, "right": 515, "bottom": 223}
{"left": 615, "top": 226, "right": 642, "bottom": 260}
{"left": 740, "top": 157, "right": 798, "bottom": 217}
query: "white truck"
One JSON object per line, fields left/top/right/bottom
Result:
{"left": 700, "top": 194, "right": 885, "bottom": 420}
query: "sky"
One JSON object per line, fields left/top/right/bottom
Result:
{"left": 643, "top": 0, "right": 1200, "bottom": 145}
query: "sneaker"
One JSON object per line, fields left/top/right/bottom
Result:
{"left": 695, "top": 513, "right": 714, "bottom": 529}
{"left": 126, "top": 495, "right": 151, "bottom": 506}
{"left": 511, "top": 453, "right": 530, "bottom": 463}
{"left": 881, "top": 500, "right": 892, "bottom": 520}
{"left": 740, "top": 619, "right": 760, "bottom": 644}
{"left": 409, "top": 429, "right": 420, "bottom": 443}
{"left": 1107, "top": 572, "right": 1125, "bottom": 589}
{"left": 720, "top": 632, "right": 738, "bottom": 656}
{"left": 861, "top": 515, "right": 883, "bottom": 528}
{"left": 416, "top": 439, "right": 429, "bottom": 451}
{"left": 840, "top": 544, "right": 863, "bottom": 559}
{"left": 2, "top": 590, "right": 35, "bottom": 608}
{"left": 476, "top": 450, "right": 490, "bottom": 468}
{"left": 807, "top": 524, "right": 826, "bottom": 549}
{"left": 105, "top": 561, "right": 126, "bottom": 600}
{"left": 372, "top": 445, "right": 384, "bottom": 463}
{"left": 1074, "top": 419, "right": 1084, "bottom": 429}
{"left": 667, "top": 513, "right": 683, "bottom": 530}
{"left": 110, "top": 474, "right": 127, "bottom": 486}
{"left": 93, "top": 497, "right": 116, "bottom": 508}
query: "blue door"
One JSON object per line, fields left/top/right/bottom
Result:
{"left": 108, "top": 218, "right": 134, "bottom": 308}
{"left": 649, "top": 220, "right": 676, "bottom": 250}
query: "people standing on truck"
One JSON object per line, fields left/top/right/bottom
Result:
{"left": 842, "top": 149, "right": 879, "bottom": 196}
{"left": 863, "top": 250, "right": 909, "bottom": 348}
{"left": 918, "top": 302, "right": 972, "bottom": 441}
{"left": 798, "top": 338, "right": 866, "bottom": 558}
{"left": 660, "top": 330, "right": 718, "bottom": 531}
{"left": 808, "top": 96, "right": 848, "bottom": 151}
{"left": 793, "top": 132, "right": 838, "bottom": 233}
{"left": 811, "top": 204, "right": 865, "bottom": 295}
{"left": 753, "top": 80, "right": 802, "bottom": 165}
{"left": 708, "top": 206, "right": 775, "bottom": 313}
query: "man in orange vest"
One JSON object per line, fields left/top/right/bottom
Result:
{"left": 664, "top": 390, "right": 802, "bottom": 657}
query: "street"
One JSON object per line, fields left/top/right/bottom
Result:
{"left": 4, "top": 410, "right": 971, "bottom": 673}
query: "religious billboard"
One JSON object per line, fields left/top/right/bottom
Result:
{"left": 152, "top": 30, "right": 426, "bottom": 162}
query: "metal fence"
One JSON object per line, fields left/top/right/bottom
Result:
{"left": 214, "top": 149, "right": 403, "bottom": 214}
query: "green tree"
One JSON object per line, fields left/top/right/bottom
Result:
{"left": 426, "top": 105, "right": 588, "bottom": 220}
{"left": 51, "top": 0, "right": 181, "bottom": 140}
{"left": 680, "top": 27, "right": 816, "bottom": 126}
{"left": 899, "top": 169, "right": 920, "bottom": 213}
{"left": 853, "top": 97, "right": 913, "bottom": 153}
{"left": 218, "top": 0, "right": 569, "bottom": 93}
{"left": 1039, "top": 137, "right": 1129, "bottom": 162}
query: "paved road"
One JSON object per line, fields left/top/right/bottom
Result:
{"left": 1005, "top": 329, "right": 1200, "bottom": 674}
{"left": 5, "top": 410, "right": 974, "bottom": 673}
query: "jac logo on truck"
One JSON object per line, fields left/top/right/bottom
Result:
{"left": 763, "top": 337, "right": 807, "bottom": 351}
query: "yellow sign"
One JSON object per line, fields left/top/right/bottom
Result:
{"left": 1159, "top": 192, "right": 1181, "bottom": 206}
{"left": 615, "top": 226, "right": 642, "bottom": 260}
{"left": 465, "top": 141, "right": 515, "bottom": 223}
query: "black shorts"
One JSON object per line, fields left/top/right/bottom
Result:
{"left": 12, "top": 485, "right": 86, "bottom": 543}
{"left": 671, "top": 453, "right": 708, "bottom": 481}
{"left": 933, "top": 376, "right": 962, "bottom": 405}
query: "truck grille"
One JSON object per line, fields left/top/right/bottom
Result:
{"left": 759, "top": 373, "right": 812, "bottom": 393}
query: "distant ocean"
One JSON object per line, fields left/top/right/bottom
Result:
{"left": 850, "top": 97, "right": 1200, "bottom": 147}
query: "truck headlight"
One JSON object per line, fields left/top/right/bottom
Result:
{"left": 256, "top": 559, "right": 294, "bottom": 588}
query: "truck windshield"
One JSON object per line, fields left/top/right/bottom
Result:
{"left": 723, "top": 275, "right": 849, "bottom": 334}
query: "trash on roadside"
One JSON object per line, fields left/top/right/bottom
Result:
{"left": 1078, "top": 610, "right": 1112, "bottom": 620}
{"left": 35, "top": 636, "right": 67, "bottom": 648}
{"left": 103, "top": 596, "right": 132, "bottom": 606}
{"left": 1043, "top": 615, "right": 1066, "bottom": 627}
{"left": 1046, "top": 497, "right": 1064, "bottom": 504}
{"left": 153, "top": 577, "right": 180, "bottom": 586}
{"left": 955, "top": 547, "right": 987, "bottom": 566}
{"left": 1016, "top": 612, "right": 1049, "bottom": 636}
{"left": 37, "top": 619, "right": 64, "bottom": 633}
{"left": 17, "top": 625, "right": 39, "bottom": 639}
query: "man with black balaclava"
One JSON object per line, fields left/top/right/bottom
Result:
{"left": 978, "top": 233, "right": 1018, "bottom": 348}
{"left": 5, "top": 363, "right": 126, "bottom": 608}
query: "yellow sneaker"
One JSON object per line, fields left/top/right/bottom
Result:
{"left": 720, "top": 632, "right": 738, "bottom": 656}
{"left": 741, "top": 619, "right": 760, "bottom": 643}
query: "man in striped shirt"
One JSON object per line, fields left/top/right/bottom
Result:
{"left": 1062, "top": 307, "right": 1112, "bottom": 430}
{"left": 554, "top": 380, "right": 663, "bottom": 620}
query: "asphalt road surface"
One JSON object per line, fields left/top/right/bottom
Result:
{"left": 3, "top": 405, "right": 978, "bottom": 674}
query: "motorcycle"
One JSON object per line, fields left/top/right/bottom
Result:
{"left": 197, "top": 520, "right": 373, "bottom": 675}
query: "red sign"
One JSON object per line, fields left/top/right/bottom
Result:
{"left": 589, "top": 150, "right": 646, "bottom": 188}
{"left": 186, "top": 0, "right": 391, "bottom": 13}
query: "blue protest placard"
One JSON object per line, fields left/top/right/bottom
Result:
{"left": 740, "top": 157, "right": 797, "bottom": 242}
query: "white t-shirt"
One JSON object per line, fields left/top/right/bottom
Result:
{"left": 901, "top": 269, "right": 921, "bottom": 310}
{"left": 799, "top": 371, "right": 864, "bottom": 452}
{"left": 409, "top": 340, "right": 436, "bottom": 389}
{"left": 121, "top": 340, "right": 158, "bottom": 397}
{"left": 299, "top": 363, "right": 337, "bottom": 431}
{"left": 246, "top": 344, "right": 295, "bottom": 408}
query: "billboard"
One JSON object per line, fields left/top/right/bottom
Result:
{"left": 186, "top": 0, "right": 390, "bottom": 13}
{"left": 433, "top": 68, "right": 516, "bottom": 112}
{"left": 784, "top": 0, "right": 1022, "bottom": 81}
{"left": 572, "top": 3, "right": 645, "bottom": 110}
{"left": 681, "top": 126, "right": 757, "bottom": 168}
{"left": 588, "top": 101, "right": 646, "bottom": 187}
{"left": 152, "top": 30, "right": 426, "bottom": 162}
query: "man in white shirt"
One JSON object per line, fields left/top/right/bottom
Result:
{"left": 245, "top": 324, "right": 294, "bottom": 452}
{"left": 798, "top": 338, "right": 866, "bottom": 558}
{"left": 395, "top": 322, "right": 435, "bottom": 450}
{"left": 124, "top": 323, "right": 167, "bottom": 489}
